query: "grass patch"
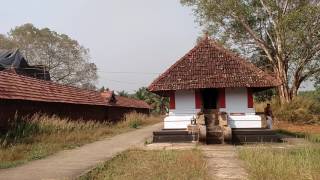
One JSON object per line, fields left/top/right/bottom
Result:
{"left": 0, "top": 112, "right": 161, "bottom": 169}
{"left": 238, "top": 145, "right": 320, "bottom": 180}
{"left": 275, "top": 129, "right": 320, "bottom": 143}
{"left": 79, "top": 149, "right": 209, "bottom": 180}
{"left": 274, "top": 129, "right": 306, "bottom": 138}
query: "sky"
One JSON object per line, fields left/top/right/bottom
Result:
{"left": 1, "top": 0, "right": 313, "bottom": 92}
{"left": 1, "top": 0, "right": 200, "bottom": 93}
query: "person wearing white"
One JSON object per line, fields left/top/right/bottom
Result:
{"left": 264, "top": 103, "right": 273, "bottom": 129}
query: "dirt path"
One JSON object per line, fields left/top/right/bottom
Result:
{"left": 0, "top": 123, "right": 162, "bottom": 180}
{"left": 144, "top": 143, "right": 248, "bottom": 180}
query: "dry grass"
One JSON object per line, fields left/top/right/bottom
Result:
{"left": 275, "top": 121, "right": 320, "bottom": 134}
{"left": 0, "top": 112, "right": 161, "bottom": 169}
{"left": 274, "top": 122, "right": 320, "bottom": 143}
{"left": 238, "top": 144, "right": 320, "bottom": 180}
{"left": 79, "top": 149, "right": 209, "bottom": 180}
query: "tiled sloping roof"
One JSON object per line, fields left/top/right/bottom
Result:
{"left": 112, "top": 95, "right": 151, "bottom": 109}
{"left": 148, "top": 37, "right": 281, "bottom": 92}
{"left": 101, "top": 90, "right": 151, "bottom": 109}
{"left": 0, "top": 71, "right": 151, "bottom": 109}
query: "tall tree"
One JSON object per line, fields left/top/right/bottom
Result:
{"left": 0, "top": 24, "right": 98, "bottom": 88}
{"left": 181, "top": 0, "right": 320, "bottom": 104}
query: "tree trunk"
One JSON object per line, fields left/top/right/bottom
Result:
{"left": 290, "top": 76, "right": 303, "bottom": 99}
{"left": 275, "top": 60, "right": 291, "bottom": 104}
{"left": 277, "top": 84, "right": 291, "bottom": 104}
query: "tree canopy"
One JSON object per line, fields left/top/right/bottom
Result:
{"left": 0, "top": 24, "right": 98, "bottom": 89}
{"left": 133, "top": 87, "right": 169, "bottom": 114}
{"left": 113, "top": 87, "right": 169, "bottom": 114}
{"left": 181, "top": 0, "right": 320, "bottom": 103}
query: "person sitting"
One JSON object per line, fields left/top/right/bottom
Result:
{"left": 264, "top": 103, "right": 273, "bottom": 129}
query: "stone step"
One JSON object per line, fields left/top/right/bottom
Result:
{"left": 153, "top": 130, "right": 189, "bottom": 136}
{"left": 206, "top": 136, "right": 223, "bottom": 144}
{"left": 232, "top": 128, "right": 276, "bottom": 135}
{"left": 232, "top": 134, "right": 281, "bottom": 143}
{"left": 207, "top": 133, "right": 223, "bottom": 138}
{"left": 153, "top": 134, "right": 197, "bottom": 143}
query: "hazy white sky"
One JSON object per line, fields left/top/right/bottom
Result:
{"left": 1, "top": 0, "right": 313, "bottom": 92}
{"left": 1, "top": 0, "right": 200, "bottom": 92}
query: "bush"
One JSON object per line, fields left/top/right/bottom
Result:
{"left": 116, "top": 112, "right": 154, "bottom": 129}
{"left": 256, "top": 95, "right": 320, "bottom": 124}
{"left": 0, "top": 114, "right": 110, "bottom": 147}
{"left": 273, "top": 97, "right": 319, "bottom": 124}
{"left": 1, "top": 114, "right": 41, "bottom": 146}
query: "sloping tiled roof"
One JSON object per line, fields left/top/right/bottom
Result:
{"left": 148, "top": 37, "right": 281, "bottom": 92}
{"left": 101, "top": 90, "right": 151, "bottom": 109}
{"left": 112, "top": 95, "right": 151, "bottom": 109}
{"left": 0, "top": 71, "right": 150, "bottom": 109}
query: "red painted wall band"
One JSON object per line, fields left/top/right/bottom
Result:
{"left": 247, "top": 88, "right": 254, "bottom": 108}
{"left": 218, "top": 88, "right": 226, "bottom": 108}
{"left": 169, "top": 91, "right": 175, "bottom": 109}
{"left": 195, "top": 90, "right": 202, "bottom": 109}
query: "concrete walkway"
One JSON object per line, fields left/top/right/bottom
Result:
{"left": 0, "top": 123, "right": 162, "bottom": 180}
{"left": 201, "top": 145, "right": 248, "bottom": 180}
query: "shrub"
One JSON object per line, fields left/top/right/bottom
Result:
{"left": 273, "top": 97, "right": 320, "bottom": 124}
{"left": 117, "top": 112, "right": 150, "bottom": 129}
{"left": 0, "top": 114, "right": 110, "bottom": 147}
{"left": 255, "top": 95, "right": 320, "bottom": 124}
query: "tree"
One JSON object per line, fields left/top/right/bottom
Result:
{"left": 99, "top": 86, "right": 108, "bottom": 92}
{"left": 0, "top": 24, "right": 98, "bottom": 88}
{"left": 116, "top": 90, "right": 131, "bottom": 97}
{"left": 133, "top": 87, "right": 169, "bottom": 114}
{"left": 181, "top": 0, "right": 320, "bottom": 104}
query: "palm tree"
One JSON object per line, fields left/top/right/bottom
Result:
{"left": 117, "top": 90, "right": 131, "bottom": 97}
{"left": 133, "top": 87, "right": 168, "bottom": 114}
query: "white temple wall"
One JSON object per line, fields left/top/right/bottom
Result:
{"left": 166, "top": 90, "right": 196, "bottom": 129}
{"left": 165, "top": 88, "right": 261, "bottom": 129}
{"left": 224, "top": 87, "right": 255, "bottom": 114}
{"left": 170, "top": 90, "right": 196, "bottom": 115}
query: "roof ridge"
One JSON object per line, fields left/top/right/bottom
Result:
{"left": 148, "top": 38, "right": 210, "bottom": 91}
{"left": 0, "top": 70, "right": 101, "bottom": 94}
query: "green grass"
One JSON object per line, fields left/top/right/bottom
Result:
{"left": 274, "top": 129, "right": 306, "bottom": 138}
{"left": 238, "top": 144, "right": 320, "bottom": 180}
{"left": 79, "top": 149, "right": 209, "bottom": 180}
{"left": 306, "top": 133, "right": 320, "bottom": 143}
{"left": 0, "top": 113, "right": 161, "bottom": 169}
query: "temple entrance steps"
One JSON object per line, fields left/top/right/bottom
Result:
{"left": 206, "top": 125, "right": 224, "bottom": 144}
{"left": 153, "top": 129, "right": 198, "bottom": 143}
{"left": 203, "top": 110, "right": 225, "bottom": 144}
{"left": 232, "top": 128, "right": 281, "bottom": 143}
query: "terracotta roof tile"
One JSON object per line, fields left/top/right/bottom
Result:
{"left": 148, "top": 38, "right": 281, "bottom": 92}
{"left": 0, "top": 71, "right": 150, "bottom": 109}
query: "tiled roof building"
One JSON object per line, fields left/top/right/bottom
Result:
{"left": 0, "top": 71, "right": 150, "bottom": 129}
{"left": 149, "top": 37, "right": 280, "bottom": 92}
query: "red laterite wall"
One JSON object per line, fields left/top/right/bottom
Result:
{"left": 0, "top": 99, "right": 150, "bottom": 131}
